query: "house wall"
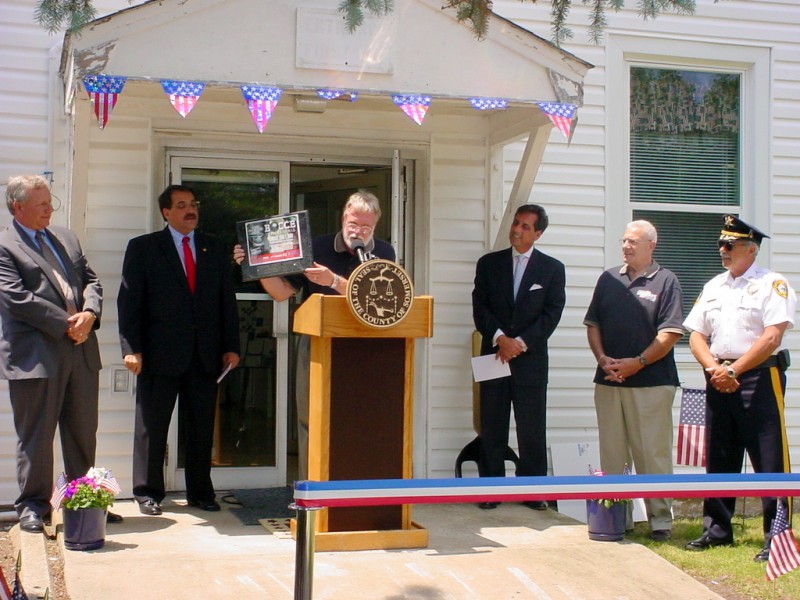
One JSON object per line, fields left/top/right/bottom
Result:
{"left": 485, "top": 0, "right": 800, "bottom": 472}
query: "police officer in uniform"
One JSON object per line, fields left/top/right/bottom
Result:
{"left": 683, "top": 215, "right": 796, "bottom": 562}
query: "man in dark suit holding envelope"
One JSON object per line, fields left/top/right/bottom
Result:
{"left": 472, "top": 204, "right": 566, "bottom": 509}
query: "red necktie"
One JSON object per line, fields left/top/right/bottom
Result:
{"left": 182, "top": 236, "right": 196, "bottom": 293}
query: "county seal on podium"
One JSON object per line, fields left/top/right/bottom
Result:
{"left": 346, "top": 259, "right": 414, "bottom": 328}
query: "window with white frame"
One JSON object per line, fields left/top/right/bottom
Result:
{"left": 629, "top": 66, "right": 741, "bottom": 322}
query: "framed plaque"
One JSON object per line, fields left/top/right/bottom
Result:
{"left": 236, "top": 210, "right": 313, "bottom": 281}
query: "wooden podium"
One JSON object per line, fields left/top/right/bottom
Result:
{"left": 292, "top": 294, "right": 433, "bottom": 551}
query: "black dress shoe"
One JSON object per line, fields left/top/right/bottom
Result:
{"left": 19, "top": 514, "right": 44, "bottom": 533}
{"left": 650, "top": 529, "right": 671, "bottom": 542}
{"left": 754, "top": 547, "right": 770, "bottom": 562}
{"left": 187, "top": 499, "right": 221, "bottom": 512}
{"left": 478, "top": 502, "right": 500, "bottom": 510}
{"left": 139, "top": 500, "right": 162, "bottom": 516}
{"left": 685, "top": 534, "right": 733, "bottom": 551}
{"left": 106, "top": 511, "right": 124, "bottom": 523}
{"left": 523, "top": 501, "right": 548, "bottom": 511}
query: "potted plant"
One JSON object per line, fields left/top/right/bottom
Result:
{"left": 52, "top": 467, "right": 121, "bottom": 551}
{"left": 586, "top": 467, "right": 630, "bottom": 542}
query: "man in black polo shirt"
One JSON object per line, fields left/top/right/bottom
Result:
{"left": 584, "top": 220, "right": 684, "bottom": 542}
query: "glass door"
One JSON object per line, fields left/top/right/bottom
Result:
{"left": 169, "top": 156, "right": 290, "bottom": 490}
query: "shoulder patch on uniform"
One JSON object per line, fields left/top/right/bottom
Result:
{"left": 773, "top": 279, "right": 789, "bottom": 299}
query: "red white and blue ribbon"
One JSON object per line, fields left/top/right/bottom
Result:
{"left": 240, "top": 85, "right": 283, "bottom": 133}
{"left": 83, "top": 75, "right": 127, "bottom": 129}
{"left": 316, "top": 89, "right": 358, "bottom": 102}
{"left": 161, "top": 80, "right": 205, "bottom": 118}
{"left": 294, "top": 473, "right": 800, "bottom": 508}
{"left": 538, "top": 101, "right": 576, "bottom": 140}
{"left": 469, "top": 97, "right": 508, "bottom": 111}
{"left": 392, "top": 94, "right": 431, "bottom": 126}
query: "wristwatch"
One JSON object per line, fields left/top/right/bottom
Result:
{"left": 726, "top": 366, "right": 737, "bottom": 379}
{"left": 637, "top": 354, "right": 648, "bottom": 366}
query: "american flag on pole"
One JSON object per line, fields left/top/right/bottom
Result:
{"left": 161, "top": 80, "right": 205, "bottom": 118}
{"left": 766, "top": 499, "right": 800, "bottom": 581}
{"left": 537, "top": 102, "right": 576, "bottom": 140}
{"left": 240, "top": 86, "right": 283, "bottom": 133}
{"left": 49, "top": 472, "right": 68, "bottom": 510}
{"left": 676, "top": 387, "right": 707, "bottom": 467}
{"left": 83, "top": 75, "right": 127, "bottom": 129}
{"left": 392, "top": 95, "right": 431, "bottom": 126}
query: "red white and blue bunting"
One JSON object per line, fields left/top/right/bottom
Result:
{"left": 537, "top": 101, "right": 576, "bottom": 141}
{"left": 391, "top": 94, "right": 431, "bottom": 126}
{"left": 79, "top": 76, "right": 577, "bottom": 139}
{"left": 161, "top": 80, "right": 205, "bottom": 118}
{"left": 241, "top": 85, "right": 283, "bottom": 133}
{"left": 83, "top": 75, "right": 127, "bottom": 129}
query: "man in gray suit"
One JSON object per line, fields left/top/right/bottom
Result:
{"left": 0, "top": 175, "right": 120, "bottom": 532}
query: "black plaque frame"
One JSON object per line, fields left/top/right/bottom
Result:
{"left": 237, "top": 210, "right": 313, "bottom": 281}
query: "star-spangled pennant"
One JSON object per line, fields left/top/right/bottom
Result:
{"left": 392, "top": 95, "right": 431, "bottom": 126}
{"left": 161, "top": 80, "right": 205, "bottom": 118}
{"left": 538, "top": 101, "right": 576, "bottom": 140}
{"left": 82, "top": 75, "right": 127, "bottom": 129}
{"left": 316, "top": 89, "right": 358, "bottom": 102}
{"left": 240, "top": 86, "right": 283, "bottom": 133}
{"left": 469, "top": 97, "right": 508, "bottom": 111}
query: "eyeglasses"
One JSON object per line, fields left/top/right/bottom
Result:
{"left": 172, "top": 201, "right": 200, "bottom": 210}
{"left": 346, "top": 222, "right": 373, "bottom": 235}
{"left": 718, "top": 240, "right": 738, "bottom": 251}
{"left": 620, "top": 238, "right": 646, "bottom": 246}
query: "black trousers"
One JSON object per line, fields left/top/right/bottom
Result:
{"left": 702, "top": 366, "right": 789, "bottom": 542}
{"left": 478, "top": 376, "right": 547, "bottom": 478}
{"left": 132, "top": 353, "right": 217, "bottom": 504}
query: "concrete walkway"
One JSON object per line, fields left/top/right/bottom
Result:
{"left": 15, "top": 495, "right": 724, "bottom": 599}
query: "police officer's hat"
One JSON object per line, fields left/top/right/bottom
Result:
{"left": 719, "top": 214, "right": 770, "bottom": 245}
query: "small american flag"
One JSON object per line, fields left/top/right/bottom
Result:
{"left": 392, "top": 94, "right": 431, "bottom": 126}
{"left": 161, "top": 80, "right": 205, "bottom": 118}
{"left": 11, "top": 570, "right": 27, "bottom": 600}
{"left": 766, "top": 499, "right": 800, "bottom": 581}
{"left": 49, "top": 472, "right": 68, "bottom": 510}
{"left": 676, "top": 387, "right": 707, "bottom": 467}
{"left": 316, "top": 89, "right": 358, "bottom": 102}
{"left": 537, "top": 102, "right": 576, "bottom": 140}
{"left": 83, "top": 75, "right": 127, "bottom": 129}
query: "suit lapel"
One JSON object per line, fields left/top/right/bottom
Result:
{"left": 11, "top": 223, "right": 72, "bottom": 304}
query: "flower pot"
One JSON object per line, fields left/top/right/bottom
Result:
{"left": 62, "top": 507, "right": 107, "bottom": 551}
{"left": 586, "top": 499, "right": 626, "bottom": 542}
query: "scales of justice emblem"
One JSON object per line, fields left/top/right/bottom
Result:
{"left": 346, "top": 259, "right": 414, "bottom": 328}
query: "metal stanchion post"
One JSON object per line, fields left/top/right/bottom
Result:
{"left": 292, "top": 503, "right": 322, "bottom": 600}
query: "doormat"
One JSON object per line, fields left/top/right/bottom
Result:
{"left": 259, "top": 517, "right": 293, "bottom": 539}
{"left": 223, "top": 487, "right": 295, "bottom": 526}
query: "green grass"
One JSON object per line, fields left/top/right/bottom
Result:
{"left": 627, "top": 516, "right": 800, "bottom": 599}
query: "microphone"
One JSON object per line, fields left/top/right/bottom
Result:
{"left": 351, "top": 238, "right": 369, "bottom": 264}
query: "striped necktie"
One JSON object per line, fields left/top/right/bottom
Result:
{"left": 35, "top": 230, "right": 78, "bottom": 314}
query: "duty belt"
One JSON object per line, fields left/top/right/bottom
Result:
{"left": 716, "top": 355, "right": 779, "bottom": 370}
